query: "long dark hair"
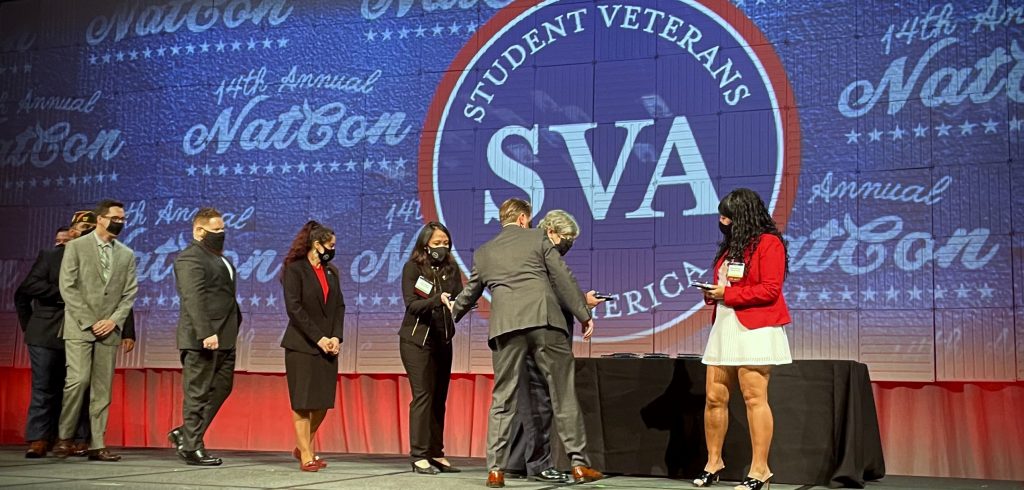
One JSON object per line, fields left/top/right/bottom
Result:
{"left": 281, "top": 220, "right": 336, "bottom": 282}
{"left": 714, "top": 188, "right": 788, "bottom": 275}
{"left": 410, "top": 221, "right": 456, "bottom": 277}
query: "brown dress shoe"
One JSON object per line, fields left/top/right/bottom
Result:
{"left": 486, "top": 470, "right": 505, "bottom": 488}
{"left": 87, "top": 448, "right": 122, "bottom": 462}
{"left": 51, "top": 439, "right": 75, "bottom": 459}
{"left": 572, "top": 465, "right": 605, "bottom": 483}
{"left": 72, "top": 442, "right": 90, "bottom": 457}
{"left": 25, "top": 441, "right": 47, "bottom": 459}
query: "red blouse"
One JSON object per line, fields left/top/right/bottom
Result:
{"left": 313, "top": 264, "right": 329, "bottom": 303}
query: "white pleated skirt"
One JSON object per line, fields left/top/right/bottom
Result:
{"left": 702, "top": 302, "right": 792, "bottom": 366}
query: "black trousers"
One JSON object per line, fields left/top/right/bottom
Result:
{"left": 180, "top": 349, "right": 236, "bottom": 452}
{"left": 26, "top": 346, "right": 89, "bottom": 443}
{"left": 399, "top": 338, "right": 453, "bottom": 460}
{"left": 507, "top": 352, "right": 554, "bottom": 475}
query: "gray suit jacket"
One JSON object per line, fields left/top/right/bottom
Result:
{"left": 452, "top": 226, "right": 590, "bottom": 347}
{"left": 58, "top": 234, "right": 139, "bottom": 346}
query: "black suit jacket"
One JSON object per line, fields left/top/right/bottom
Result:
{"left": 399, "top": 260, "right": 462, "bottom": 346}
{"left": 281, "top": 260, "right": 345, "bottom": 354}
{"left": 173, "top": 241, "right": 241, "bottom": 351}
{"left": 15, "top": 246, "right": 136, "bottom": 349}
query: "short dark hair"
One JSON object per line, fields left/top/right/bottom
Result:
{"left": 193, "top": 207, "right": 222, "bottom": 226}
{"left": 93, "top": 199, "right": 125, "bottom": 217}
{"left": 55, "top": 226, "right": 70, "bottom": 234}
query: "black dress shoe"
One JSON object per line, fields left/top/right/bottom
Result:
{"left": 429, "top": 458, "right": 461, "bottom": 473}
{"left": 168, "top": 428, "right": 185, "bottom": 455}
{"left": 533, "top": 468, "right": 571, "bottom": 483}
{"left": 182, "top": 449, "right": 222, "bottom": 466}
{"left": 410, "top": 460, "right": 439, "bottom": 474}
{"left": 504, "top": 470, "right": 527, "bottom": 480}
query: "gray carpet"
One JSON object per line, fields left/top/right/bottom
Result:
{"left": 0, "top": 447, "right": 1020, "bottom": 489}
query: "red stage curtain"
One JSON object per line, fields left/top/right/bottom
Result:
{"left": 1, "top": 368, "right": 1022, "bottom": 481}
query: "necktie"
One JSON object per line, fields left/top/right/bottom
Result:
{"left": 99, "top": 244, "right": 111, "bottom": 283}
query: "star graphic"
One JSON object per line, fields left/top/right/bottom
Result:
{"left": 868, "top": 128, "right": 883, "bottom": 142}
{"left": 398, "top": 28, "right": 410, "bottom": 39}
{"left": 363, "top": 158, "right": 374, "bottom": 170}
{"left": 202, "top": 164, "right": 212, "bottom": 176}
{"left": 250, "top": 294, "right": 261, "bottom": 306}
{"left": 28, "top": 178, "right": 37, "bottom": 188}
{"left": 817, "top": 289, "right": 832, "bottom": 301}
{"left": 889, "top": 125, "right": 906, "bottom": 140}
{"left": 42, "top": 178, "right": 51, "bottom": 187}
{"left": 247, "top": 39, "right": 257, "bottom": 50}
{"left": 355, "top": 293, "right": 367, "bottom": 306}
{"left": 89, "top": 54, "right": 98, "bottom": 64}
{"left": 378, "top": 157, "right": 391, "bottom": 171}
{"left": 845, "top": 129, "right": 861, "bottom": 144}
{"left": 110, "top": 171, "right": 119, "bottom": 182}
{"left": 277, "top": 38, "right": 289, "bottom": 48}
{"left": 55, "top": 176, "right": 64, "bottom": 186}
{"left": 958, "top": 119, "right": 977, "bottom": 135}
{"left": 466, "top": 21, "right": 478, "bottom": 33}
{"left": 231, "top": 41, "right": 242, "bottom": 51}
{"left": 978, "top": 283, "right": 994, "bottom": 299}
{"left": 935, "top": 122, "right": 952, "bottom": 136}
{"left": 68, "top": 175, "right": 78, "bottom": 186}
{"left": 102, "top": 53, "right": 112, "bottom": 63}
{"left": 381, "top": 28, "right": 393, "bottom": 41}
{"left": 394, "top": 156, "right": 407, "bottom": 171}
{"left": 955, "top": 284, "right": 970, "bottom": 299}
{"left": 415, "top": 25, "right": 427, "bottom": 37}
{"left": 839, "top": 286, "right": 855, "bottom": 302}
{"left": 170, "top": 45, "right": 181, "bottom": 55}
{"left": 115, "top": 51, "right": 125, "bottom": 61}
{"left": 264, "top": 162, "right": 276, "bottom": 174}
{"left": 234, "top": 163, "right": 244, "bottom": 175}
{"left": 981, "top": 119, "right": 999, "bottom": 134}
{"left": 388, "top": 294, "right": 401, "bottom": 305}
{"left": 199, "top": 42, "right": 210, "bottom": 52}
{"left": 128, "top": 50, "right": 138, "bottom": 60}
{"left": 280, "top": 162, "right": 292, "bottom": 174}
{"left": 432, "top": 24, "right": 444, "bottom": 36}
{"left": 142, "top": 296, "right": 152, "bottom": 306}
{"left": 216, "top": 40, "right": 226, "bottom": 52}
{"left": 266, "top": 294, "right": 277, "bottom": 307}
{"left": 296, "top": 161, "right": 308, "bottom": 173}
{"left": 156, "top": 47, "right": 166, "bottom": 56}
{"left": 172, "top": 295, "right": 181, "bottom": 306}
{"left": 371, "top": 293, "right": 383, "bottom": 306}
{"left": 217, "top": 164, "right": 227, "bottom": 175}
{"left": 912, "top": 124, "right": 928, "bottom": 137}
{"left": 15, "top": 180, "right": 23, "bottom": 189}
{"left": 261, "top": 38, "right": 272, "bottom": 49}
{"left": 157, "top": 293, "right": 167, "bottom": 306}
{"left": 96, "top": 173, "right": 106, "bottom": 183}
{"left": 249, "top": 163, "right": 260, "bottom": 174}
{"left": 330, "top": 161, "right": 342, "bottom": 172}
{"left": 885, "top": 286, "right": 899, "bottom": 301}
{"left": 186, "top": 165, "right": 197, "bottom": 176}
{"left": 313, "top": 161, "right": 325, "bottom": 173}
{"left": 448, "top": 22, "right": 461, "bottom": 34}
{"left": 185, "top": 44, "right": 195, "bottom": 54}
{"left": 366, "top": 29, "right": 377, "bottom": 41}
{"left": 906, "top": 286, "right": 923, "bottom": 301}
{"left": 1010, "top": 117, "right": 1022, "bottom": 132}
{"left": 83, "top": 174, "right": 93, "bottom": 185}
{"left": 934, "top": 285, "right": 946, "bottom": 300}
{"left": 142, "top": 47, "right": 152, "bottom": 58}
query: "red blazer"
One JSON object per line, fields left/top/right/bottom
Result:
{"left": 707, "top": 233, "right": 791, "bottom": 329}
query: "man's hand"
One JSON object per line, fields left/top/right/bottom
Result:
{"left": 203, "top": 334, "right": 219, "bottom": 350}
{"left": 121, "top": 338, "right": 136, "bottom": 353}
{"left": 585, "top": 290, "right": 606, "bottom": 309}
{"left": 581, "top": 318, "right": 595, "bottom": 341}
{"left": 317, "top": 337, "right": 333, "bottom": 354}
{"left": 329, "top": 337, "right": 341, "bottom": 355}
{"left": 91, "top": 319, "right": 116, "bottom": 338}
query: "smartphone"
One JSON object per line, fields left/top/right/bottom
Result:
{"left": 690, "top": 282, "right": 716, "bottom": 290}
{"left": 593, "top": 292, "right": 616, "bottom": 301}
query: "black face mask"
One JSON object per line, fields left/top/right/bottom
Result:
{"left": 202, "top": 230, "right": 226, "bottom": 253}
{"left": 106, "top": 220, "right": 124, "bottom": 236}
{"left": 719, "top": 222, "right": 732, "bottom": 235}
{"left": 428, "top": 246, "right": 449, "bottom": 264}
{"left": 554, "top": 239, "right": 574, "bottom": 256}
{"left": 318, "top": 247, "right": 336, "bottom": 264}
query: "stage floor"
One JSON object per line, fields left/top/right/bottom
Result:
{"left": 0, "top": 447, "right": 1020, "bottom": 489}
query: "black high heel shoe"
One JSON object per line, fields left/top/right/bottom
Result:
{"left": 693, "top": 468, "right": 723, "bottom": 487}
{"left": 411, "top": 460, "right": 440, "bottom": 475}
{"left": 429, "top": 458, "right": 461, "bottom": 473}
{"left": 736, "top": 473, "right": 773, "bottom": 490}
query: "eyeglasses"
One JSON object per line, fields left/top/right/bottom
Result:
{"left": 102, "top": 215, "right": 127, "bottom": 223}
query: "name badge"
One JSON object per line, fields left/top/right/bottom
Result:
{"left": 414, "top": 276, "right": 434, "bottom": 297}
{"left": 727, "top": 262, "right": 745, "bottom": 281}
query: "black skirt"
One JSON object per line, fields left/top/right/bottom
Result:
{"left": 285, "top": 349, "right": 339, "bottom": 410}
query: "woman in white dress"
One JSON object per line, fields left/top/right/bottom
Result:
{"left": 693, "top": 189, "right": 792, "bottom": 490}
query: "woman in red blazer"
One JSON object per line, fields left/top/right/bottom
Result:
{"left": 694, "top": 188, "right": 792, "bottom": 490}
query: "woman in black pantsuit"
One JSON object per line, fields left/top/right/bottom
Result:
{"left": 281, "top": 221, "right": 344, "bottom": 472}
{"left": 399, "top": 222, "right": 463, "bottom": 475}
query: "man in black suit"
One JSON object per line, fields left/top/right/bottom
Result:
{"left": 168, "top": 207, "right": 241, "bottom": 466}
{"left": 14, "top": 212, "right": 137, "bottom": 458}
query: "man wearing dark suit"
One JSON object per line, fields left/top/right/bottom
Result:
{"left": 53, "top": 200, "right": 138, "bottom": 462}
{"left": 168, "top": 208, "right": 241, "bottom": 466}
{"left": 449, "top": 199, "right": 603, "bottom": 488}
{"left": 15, "top": 216, "right": 96, "bottom": 458}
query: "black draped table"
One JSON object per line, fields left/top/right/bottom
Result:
{"left": 552, "top": 358, "right": 885, "bottom": 488}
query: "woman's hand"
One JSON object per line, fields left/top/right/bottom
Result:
{"left": 329, "top": 337, "right": 341, "bottom": 355}
{"left": 440, "top": 292, "right": 452, "bottom": 310}
{"left": 317, "top": 337, "right": 333, "bottom": 354}
{"left": 704, "top": 285, "right": 726, "bottom": 302}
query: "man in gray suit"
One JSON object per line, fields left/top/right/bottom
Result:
{"left": 53, "top": 199, "right": 138, "bottom": 462}
{"left": 167, "top": 207, "right": 241, "bottom": 466}
{"left": 449, "top": 198, "right": 603, "bottom": 488}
